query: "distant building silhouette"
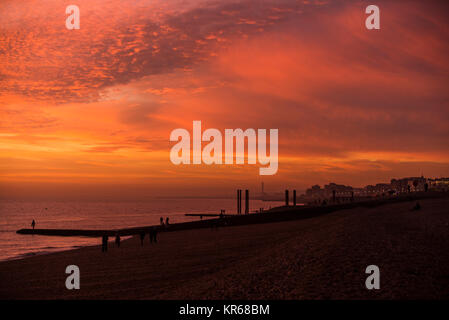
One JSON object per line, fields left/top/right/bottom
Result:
{"left": 304, "top": 175, "right": 443, "bottom": 203}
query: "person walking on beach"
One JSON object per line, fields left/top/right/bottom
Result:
{"left": 102, "top": 235, "right": 108, "bottom": 252}
{"left": 149, "top": 228, "right": 153, "bottom": 243}
{"left": 140, "top": 232, "right": 145, "bottom": 246}
{"left": 115, "top": 233, "right": 121, "bottom": 248}
{"left": 31, "top": 219, "right": 35, "bottom": 230}
{"left": 153, "top": 228, "right": 158, "bottom": 243}
{"left": 149, "top": 227, "right": 158, "bottom": 244}
{"left": 160, "top": 217, "right": 164, "bottom": 227}
{"left": 165, "top": 217, "right": 169, "bottom": 226}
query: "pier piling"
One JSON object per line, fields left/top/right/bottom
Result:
{"left": 245, "top": 189, "right": 249, "bottom": 214}
{"left": 237, "top": 189, "right": 243, "bottom": 214}
{"left": 237, "top": 189, "right": 241, "bottom": 214}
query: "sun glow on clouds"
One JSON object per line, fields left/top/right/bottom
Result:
{"left": 0, "top": 0, "right": 448, "bottom": 199}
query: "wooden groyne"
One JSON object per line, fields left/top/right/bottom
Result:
{"left": 16, "top": 191, "right": 449, "bottom": 238}
{"left": 185, "top": 213, "right": 234, "bottom": 217}
{"left": 16, "top": 226, "right": 163, "bottom": 237}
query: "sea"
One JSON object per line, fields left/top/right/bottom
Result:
{"left": 0, "top": 198, "right": 283, "bottom": 261}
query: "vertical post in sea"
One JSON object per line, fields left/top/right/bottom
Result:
{"left": 293, "top": 190, "right": 296, "bottom": 206}
{"left": 239, "top": 189, "right": 242, "bottom": 214}
{"left": 285, "top": 189, "right": 289, "bottom": 206}
{"left": 237, "top": 189, "right": 240, "bottom": 214}
{"left": 245, "top": 189, "right": 249, "bottom": 214}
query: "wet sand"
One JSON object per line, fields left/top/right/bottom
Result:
{"left": 1, "top": 197, "right": 448, "bottom": 299}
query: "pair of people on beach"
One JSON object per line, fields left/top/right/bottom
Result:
{"left": 101, "top": 233, "right": 121, "bottom": 252}
{"left": 101, "top": 234, "right": 121, "bottom": 252}
{"left": 102, "top": 228, "right": 157, "bottom": 252}
{"left": 160, "top": 216, "right": 169, "bottom": 227}
{"left": 140, "top": 228, "right": 158, "bottom": 246}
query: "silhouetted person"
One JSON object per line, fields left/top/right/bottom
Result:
{"left": 165, "top": 217, "right": 169, "bottom": 226}
{"left": 149, "top": 227, "right": 158, "bottom": 243}
{"left": 31, "top": 220, "right": 35, "bottom": 230}
{"left": 102, "top": 235, "right": 108, "bottom": 252}
{"left": 160, "top": 217, "right": 164, "bottom": 226}
{"left": 424, "top": 183, "right": 429, "bottom": 192}
{"left": 115, "top": 233, "right": 121, "bottom": 248}
{"left": 140, "top": 232, "right": 145, "bottom": 246}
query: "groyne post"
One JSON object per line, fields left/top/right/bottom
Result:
{"left": 240, "top": 189, "right": 243, "bottom": 214}
{"left": 285, "top": 189, "right": 289, "bottom": 206}
{"left": 245, "top": 189, "right": 249, "bottom": 214}
{"left": 240, "top": 189, "right": 243, "bottom": 213}
{"left": 237, "top": 189, "right": 240, "bottom": 214}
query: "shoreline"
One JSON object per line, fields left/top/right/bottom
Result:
{"left": 0, "top": 236, "right": 135, "bottom": 263}
{"left": 1, "top": 193, "right": 448, "bottom": 299}
{"left": 7, "top": 191, "right": 448, "bottom": 263}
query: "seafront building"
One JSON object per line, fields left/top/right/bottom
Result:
{"left": 304, "top": 176, "right": 448, "bottom": 202}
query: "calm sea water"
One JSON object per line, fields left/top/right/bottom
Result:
{"left": 0, "top": 198, "right": 283, "bottom": 261}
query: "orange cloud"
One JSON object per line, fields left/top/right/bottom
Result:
{"left": 0, "top": 0, "right": 448, "bottom": 199}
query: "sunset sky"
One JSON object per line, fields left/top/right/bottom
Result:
{"left": 1, "top": 0, "right": 448, "bottom": 200}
